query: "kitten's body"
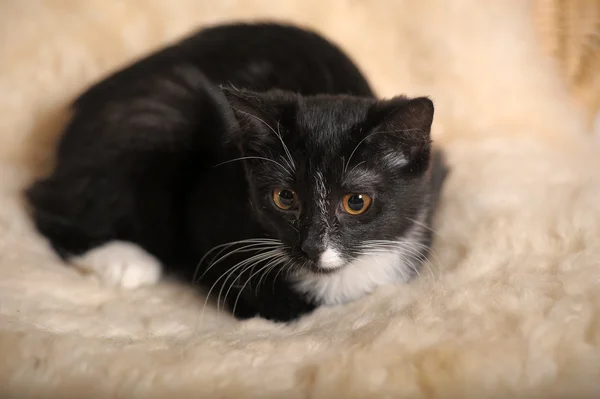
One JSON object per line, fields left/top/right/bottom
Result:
{"left": 27, "top": 23, "right": 447, "bottom": 322}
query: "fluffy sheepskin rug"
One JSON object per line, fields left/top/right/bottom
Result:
{"left": 1, "top": 1, "right": 600, "bottom": 398}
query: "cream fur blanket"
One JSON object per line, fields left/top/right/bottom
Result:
{"left": 1, "top": 1, "right": 600, "bottom": 398}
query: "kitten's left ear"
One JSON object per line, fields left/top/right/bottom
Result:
{"left": 368, "top": 96, "right": 434, "bottom": 173}
{"left": 221, "top": 87, "right": 296, "bottom": 154}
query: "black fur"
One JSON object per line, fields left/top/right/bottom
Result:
{"left": 26, "top": 23, "right": 447, "bottom": 322}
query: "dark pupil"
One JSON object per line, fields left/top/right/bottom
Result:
{"left": 347, "top": 194, "right": 364, "bottom": 211}
{"left": 279, "top": 190, "right": 295, "bottom": 206}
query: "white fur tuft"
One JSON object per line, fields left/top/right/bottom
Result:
{"left": 69, "top": 241, "right": 162, "bottom": 289}
{"left": 320, "top": 247, "right": 345, "bottom": 270}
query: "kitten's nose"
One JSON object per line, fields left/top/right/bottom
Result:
{"left": 301, "top": 240, "right": 325, "bottom": 261}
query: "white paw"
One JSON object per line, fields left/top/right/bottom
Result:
{"left": 69, "top": 241, "right": 162, "bottom": 289}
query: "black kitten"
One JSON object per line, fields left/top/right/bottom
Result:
{"left": 26, "top": 23, "right": 448, "bottom": 322}
{"left": 216, "top": 89, "right": 447, "bottom": 319}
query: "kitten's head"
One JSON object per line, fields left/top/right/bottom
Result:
{"left": 223, "top": 88, "right": 435, "bottom": 283}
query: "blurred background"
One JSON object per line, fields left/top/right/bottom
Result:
{"left": 1, "top": 0, "right": 599, "bottom": 178}
{"left": 533, "top": 0, "right": 600, "bottom": 135}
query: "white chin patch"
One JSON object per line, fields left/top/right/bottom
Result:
{"left": 319, "top": 247, "right": 345, "bottom": 270}
{"left": 295, "top": 208, "right": 429, "bottom": 306}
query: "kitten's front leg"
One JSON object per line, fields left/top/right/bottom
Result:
{"left": 228, "top": 276, "right": 316, "bottom": 322}
{"left": 69, "top": 241, "right": 162, "bottom": 289}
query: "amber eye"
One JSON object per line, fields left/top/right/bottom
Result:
{"left": 341, "top": 193, "right": 372, "bottom": 215}
{"left": 272, "top": 188, "right": 298, "bottom": 210}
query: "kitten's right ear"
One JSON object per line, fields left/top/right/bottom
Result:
{"left": 221, "top": 87, "right": 296, "bottom": 154}
{"left": 366, "top": 96, "right": 434, "bottom": 174}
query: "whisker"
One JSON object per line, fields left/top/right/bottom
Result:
{"left": 276, "top": 120, "right": 296, "bottom": 172}
{"left": 404, "top": 216, "right": 441, "bottom": 236}
{"left": 206, "top": 240, "right": 280, "bottom": 268}
{"left": 348, "top": 160, "right": 366, "bottom": 175}
{"left": 221, "top": 251, "right": 284, "bottom": 304}
{"left": 230, "top": 258, "right": 283, "bottom": 316}
{"left": 231, "top": 107, "right": 295, "bottom": 173}
{"left": 220, "top": 261, "right": 261, "bottom": 313}
{"left": 401, "top": 244, "right": 436, "bottom": 280}
{"left": 279, "top": 155, "right": 294, "bottom": 176}
{"left": 199, "top": 250, "right": 275, "bottom": 322}
{"left": 215, "top": 249, "right": 284, "bottom": 311}
{"left": 289, "top": 260, "right": 306, "bottom": 279}
{"left": 404, "top": 256, "right": 422, "bottom": 278}
{"left": 212, "top": 156, "right": 291, "bottom": 174}
{"left": 197, "top": 241, "right": 284, "bottom": 324}
{"left": 344, "top": 134, "right": 371, "bottom": 173}
{"left": 255, "top": 254, "right": 286, "bottom": 294}
{"left": 206, "top": 242, "right": 279, "bottom": 275}
{"left": 359, "top": 239, "right": 442, "bottom": 280}
{"left": 195, "top": 239, "right": 281, "bottom": 282}
{"left": 371, "top": 240, "right": 442, "bottom": 276}
{"left": 271, "top": 258, "right": 295, "bottom": 291}
{"left": 343, "top": 129, "right": 423, "bottom": 173}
